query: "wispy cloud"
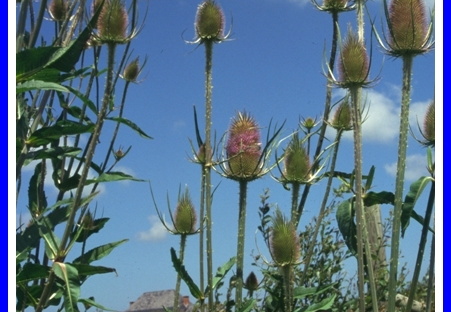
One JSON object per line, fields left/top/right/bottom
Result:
{"left": 137, "top": 215, "right": 168, "bottom": 241}
{"left": 384, "top": 153, "right": 431, "bottom": 182}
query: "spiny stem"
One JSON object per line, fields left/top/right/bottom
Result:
{"left": 388, "top": 54, "right": 414, "bottom": 312}
{"left": 282, "top": 266, "right": 293, "bottom": 312}
{"left": 198, "top": 171, "right": 206, "bottom": 312}
{"left": 406, "top": 181, "right": 435, "bottom": 312}
{"left": 235, "top": 180, "right": 248, "bottom": 308}
{"left": 174, "top": 235, "right": 188, "bottom": 312}
{"left": 204, "top": 39, "right": 214, "bottom": 311}
{"left": 290, "top": 183, "right": 300, "bottom": 228}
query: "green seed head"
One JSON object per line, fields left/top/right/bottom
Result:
{"left": 339, "top": 29, "right": 369, "bottom": 88}
{"left": 123, "top": 57, "right": 140, "bottom": 82}
{"left": 330, "top": 99, "right": 352, "bottom": 130}
{"left": 97, "top": 0, "right": 129, "bottom": 43}
{"left": 270, "top": 210, "right": 300, "bottom": 266}
{"left": 283, "top": 133, "right": 311, "bottom": 183}
{"left": 195, "top": 1, "right": 225, "bottom": 42}
{"left": 323, "top": 0, "right": 348, "bottom": 11}
{"left": 174, "top": 189, "right": 197, "bottom": 235}
{"left": 388, "top": 0, "right": 428, "bottom": 54}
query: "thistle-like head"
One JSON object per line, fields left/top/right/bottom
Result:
{"left": 269, "top": 210, "right": 300, "bottom": 267}
{"left": 173, "top": 189, "right": 198, "bottom": 235}
{"left": 49, "top": 0, "right": 68, "bottom": 22}
{"left": 281, "top": 133, "right": 312, "bottom": 184}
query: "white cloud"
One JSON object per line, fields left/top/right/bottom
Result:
{"left": 384, "top": 153, "right": 431, "bottom": 182}
{"left": 137, "top": 215, "right": 168, "bottom": 241}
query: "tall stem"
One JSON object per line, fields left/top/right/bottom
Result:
{"left": 388, "top": 54, "right": 414, "bottom": 312}
{"left": 204, "top": 40, "right": 214, "bottom": 311}
{"left": 281, "top": 266, "right": 293, "bottom": 312}
{"left": 174, "top": 235, "right": 188, "bottom": 312}
{"left": 35, "top": 42, "right": 117, "bottom": 312}
{"left": 406, "top": 182, "right": 435, "bottom": 312}
{"left": 199, "top": 171, "right": 206, "bottom": 312}
{"left": 235, "top": 180, "right": 248, "bottom": 308}
{"left": 290, "top": 183, "right": 300, "bottom": 228}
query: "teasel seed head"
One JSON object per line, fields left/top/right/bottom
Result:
{"left": 422, "top": 100, "right": 435, "bottom": 147}
{"left": 226, "top": 112, "right": 262, "bottom": 180}
{"left": 323, "top": 0, "right": 348, "bottom": 11}
{"left": 282, "top": 133, "right": 311, "bottom": 183}
{"left": 97, "top": 0, "right": 129, "bottom": 44}
{"left": 330, "top": 98, "right": 353, "bottom": 131}
{"left": 270, "top": 210, "right": 300, "bottom": 267}
{"left": 245, "top": 271, "right": 259, "bottom": 293}
{"left": 49, "top": 0, "right": 68, "bottom": 22}
{"left": 122, "top": 57, "right": 140, "bottom": 82}
{"left": 174, "top": 189, "right": 197, "bottom": 235}
{"left": 195, "top": 0, "right": 225, "bottom": 43}
{"left": 339, "top": 29, "right": 370, "bottom": 88}
{"left": 388, "top": 0, "right": 428, "bottom": 55}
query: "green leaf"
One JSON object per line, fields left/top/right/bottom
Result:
{"left": 17, "top": 80, "right": 70, "bottom": 93}
{"left": 73, "top": 239, "right": 128, "bottom": 264}
{"left": 170, "top": 247, "right": 203, "bottom": 301}
{"left": 28, "top": 162, "right": 47, "bottom": 216}
{"left": 237, "top": 299, "right": 256, "bottom": 312}
{"left": 17, "top": 263, "right": 50, "bottom": 284}
{"left": 74, "top": 217, "right": 110, "bottom": 242}
{"left": 53, "top": 262, "right": 80, "bottom": 312}
{"left": 297, "top": 294, "right": 336, "bottom": 312}
{"left": 86, "top": 171, "right": 145, "bottom": 184}
{"left": 26, "top": 120, "right": 95, "bottom": 147}
{"left": 205, "top": 257, "right": 236, "bottom": 295}
{"left": 71, "top": 263, "right": 117, "bottom": 277}
{"left": 401, "top": 176, "right": 434, "bottom": 237}
{"left": 364, "top": 165, "right": 376, "bottom": 190}
{"left": 336, "top": 198, "right": 357, "bottom": 255}
{"left": 26, "top": 146, "right": 82, "bottom": 161}
{"left": 293, "top": 283, "right": 337, "bottom": 300}
{"left": 363, "top": 191, "right": 395, "bottom": 207}
{"left": 106, "top": 117, "right": 153, "bottom": 139}
{"left": 36, "top": 218, "right": 61, "bottom": 260}
{"left": 78, "top": 297, "right": 115, "bottom": 311}
{"left": 65, "top": 86, "right": 99, "bottom": 115}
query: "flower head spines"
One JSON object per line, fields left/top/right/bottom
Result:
{"left": 339, "top": 29, "right": 370, "bottom": 88}
{"left": 283, "top": 133, "right": 311, "bottom": 183}
{"left": 49, "top": 0, "right": 68, "bottom": 22}
{"left": 330, "top": 98, "right": 353, "bottom": 131}
{"left": 422, "top": 100, "right": 435, "bottom": 146}
{"left": 122, "top": 57, "right": 140, "bottom": 82}
{"left": 226, "top": 112, "right": 262, "bottom": 179}
{"left": 174, "top": 189, "right": 197, "bottom": 235}
{"left": 388, "top": 0, "right": 428, "bottom": 55}
{"left": 195, "top": 0, "right": 225, "bottom": 43}
{"left": 270, "top": 210, "right": 300, "bottom": 267}
{"left": 97, "top": 0, "right": 129, "bottom": 44}
{"left": 323, "top": 0, "right": 348, "bottom": 11}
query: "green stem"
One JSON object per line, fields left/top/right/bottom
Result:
{"left": 282, "top": 266, "right": 293, "bottom": 312}
{"left": 199, "top": 170, "right": 206, "bottom": 312}
{"left": 356, "top": 0, "right": 365, "bottom": 42}
{"left": 405, "top": 181, "right": 435, "bottom": 312}
{"left": 174, "top": 235, "right": 188, "bottom": 312}
{"left": 204, "top": 40, "right": 214, "bottom": 311}
{"left": 425, "top": 232, "right": 435, "bottom": 312}
{"left": 235, "top": 180, "right": 248, "bottom": 309}
{"left": 350, "top": 87, "right": 378, "bottom": 312}
{"left": 35, "top": 42, "right": 118, "bottom": 312}
{"left": 388, "top": 54, "right": 414, "bottom": 312}
{"left": 290, "top": 183, "right": 300, "bottom": 228}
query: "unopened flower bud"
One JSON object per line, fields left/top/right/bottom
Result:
{"left": 195, "top": 1, "right": 225, "bottom": 42}
{"left": 245, "top": 271, "right": 259, "bottom": 292}
{"left": 388, "top": 0, "right": 428, "bottom": 54}
{"left": 330, "top": 99, "right": 352, "bottom": 130}
{"left": 339, "top": 30, "right": 369, "bottom": 88}
{"left": 226, "top": 112, "right": 262, "bottom": 179}
{"left": 270, "top": 210, "right": 300, "bottom": 266}
{"left": 283, "top": 134, "right": 311, "bottom": 183}
{"left": 123, "top": 58, "right": 140, "bottom": 82}
{"left": 174, "top": 189, "right": 197, "bottom": 234}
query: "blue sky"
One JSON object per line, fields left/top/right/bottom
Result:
{"left": 13, "top": 0, "right": 441, "bottom": 311}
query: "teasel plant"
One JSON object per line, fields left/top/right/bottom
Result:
{"left": 216, "top": 111, "right": 283, "bottom": 308}
{"left": 371, "top": 0, "right": 434, "bottom": 309}
{"left": 150, "top": 186, "right": 201, "bottom": 312}
{"left": 268, "top": 209, "right": 301, "bottom": 312}
{"left": 186, "top": 2, "right": 231, "bottom": 309}
{"left": 327, "top": 26, "right": 380, "bottom": 312}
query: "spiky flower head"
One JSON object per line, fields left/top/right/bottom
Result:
{"left": 270, "top": 210, "right": 300, "bottom": 267}
{"left": 49, "top": 0, "right": 68, "bottom": 22}
{"left": 301, "top": 117, "right": 317, "bottom": 131}
{"left": 339, "top": 29, "right": 370, "bottom": 88}
{"left": 225, "top": 112, "right": 262, "bottom": 180}
{"left": 97, "top": 0, "right": 129, "bottom": 44}
{"left": 422, "top": 100, "right": 435, "bottom": 147}
{"left": 195, "top": 0, "right": 225, "bottom": 43}
{"left": 245, "top": 271, "right": 259, "bottom": 293}
{"left": 330, "top": 98, "right": 353, "bottom": 131}
{"left": 282, "top": 133, "right": 311, "bottom": 183}
{"left": 174, "top": 189, "right": 197, "bottom": 235}
{"left": 387, "top": 0, "right": 429, "bottom": 55}
{"left": 323, "top": 0, "right": 348, "bottom": 11}
{"left": 122, "top": 57, "right": 141, "bottom": 82}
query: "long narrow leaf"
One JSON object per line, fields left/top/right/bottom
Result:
{"left": 86, "top": 171, "right": 145, "bottom": 184}
{"left": 17, "top": 80, "right": 69, "bottom": 93}
{"left": 17, "top": 263, "right": 50, "bottom": 284}
{"left": 78, "top": 297, "right": 115, "bottom": 311}
{"left": 297, "top": 294, "right": 336, "bottom": 312}
{"left": 73, "top": 239, "right": 128, "bottom": 264}
{"left": 336, "top": 198, "right": 357, "bottom": 255}
{"left": 106, "top": 117, "right": 153, "bottom": 139}
{"left": 53, "top": 262, "right": 80, "bottom": 312}
{"left": 170, "top": 248, "right": 203, "bottom": 300}
{"left": 205, "top": 257, "right": 236, "bottom": 295}
{"left": 26, "top": 121, "right": 95, "bottom": 147}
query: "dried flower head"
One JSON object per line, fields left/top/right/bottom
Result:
{"left": 387, "top": 0, "right": 429, "bottom": 55}
{"left": 282, "top": 133, "right": 311, "bottom": 183}
{"left": 225, "top": 112, "right": 262, "bottom": 180}
{"left": 339, "top": 29, "right": 370, "bottom": 88}
{"left": 270, "top": 210, "right": 300, "bottom": 267}
{"left": 330, "top": 98, "right": 353, "bottom": 131}
{"left": 97, "top": 0, "right": 129, "bottom": 44}
{"left": 174, "top": 189, "right": 197, "bottom": 235}
{"left": 49, "top": 0, "right": 68, "bottom": 22}
{"left": 245, "top": 271, "right": 259, "bottom": 293}
{"left": 195, "top": 0, "right": 225, "bottom": 43}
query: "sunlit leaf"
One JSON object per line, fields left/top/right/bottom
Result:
{"left": 53, "top": 262, "right": 80, "bottom": 312}
{"left": 73, "top": 239, "right": 128, "bottom": 264}
{"left": 106, "top": 117, "right": 153, "bottom": 139}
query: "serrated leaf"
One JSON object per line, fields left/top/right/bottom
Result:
{"left": 17, "top": 80, "right": 70, "bottom": 93}
{"left": 401, "top": 176, "right": 434, "bottom": 237}
{"left": 106, "top": 117, "right": 153, "bottom": 139}
{"left": 73, "top": 239, "right": 128, "bottom": 264}
{"left": 170, "top": 247, "right": 203, "bottom": 300}
{"left": 17, "top": 263, "right": 51, "bottom": 284}
{"left": 336, "top": 198, "right": 357, "bottom": 255}
{"left": 53, "top": 262, "right": 80, "bottom": 312}
{"left": 26, "top": 121, "right": 95, "bottom": 147}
